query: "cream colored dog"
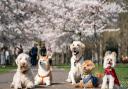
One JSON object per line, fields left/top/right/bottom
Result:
{"left": 34, "top": 56, "right": 52, "bottom": 86}
{"left": 11, "top": 53, "right": 34, "bottom": 89}
{"left": 66, "top": 41, "right": 85, "bottom": 84}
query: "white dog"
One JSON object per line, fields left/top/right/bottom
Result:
{"left": 11, "top": 53, "right": 34, "bottom": 89}
{"left": 101, "top": 51, "right": 120, "bottom": 89}
{"left": 34, "top": 56, "right": 52, "bottom": 86}
{"left": 66, "top": 41, "right": 85, "bottom": 84}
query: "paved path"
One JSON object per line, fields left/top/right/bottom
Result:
{"left": 0, "top": 67, "right": 80, "bottom": 89}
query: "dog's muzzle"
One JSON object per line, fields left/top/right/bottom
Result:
{"left": 39, "top": 61, "right": 48, "bottom": 71}
{"left": 20, "top": 63, "right": 28, "bottom": 73}
{"left": 73, "top": 49, "right": 79, "bottom": 55}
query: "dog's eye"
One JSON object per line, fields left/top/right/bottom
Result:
{"left": 87, "top": 64, "right": 89, "bottom": 66}
{"left": 77, "top": 44, "right": 80, "bottom": 46}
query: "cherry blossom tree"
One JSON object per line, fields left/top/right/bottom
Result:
{"left": 0, "top": 0, "right": 126, "bottom": 52}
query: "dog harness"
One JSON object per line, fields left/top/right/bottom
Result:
{"left": 82, "top": 73, "right": 98, "bottom": 87}
{"left": 38, "top": 71, "right": 51, "bottom": 85}
{"left": 105, "top": 67, "right": 120, "bottom": 86}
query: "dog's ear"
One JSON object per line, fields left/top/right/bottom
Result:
{"left": 105, "top": 51, "right": 111, "bottom": 56}
{"left": 81, "top": 42, "right": 85, "bottom": 53}
{"left": 80, "top": 42, "right": 85, "bottom": 52}
{"left": 15, "top": 57, "right": 19, "bottom": 65}
{"left": 111, "top": 52, "right": 117, "bottom": 67}
{"left": 70, "top": 43, "right": 73, "bottom": 51}
{"left": 81, "top": 42, "right": 85, "bottom": 49}
{"left": 111, "top": 52, "right": 117, "bottom": 57}
{"left": 91, "top": 61, "right": 95, "bottom": 69}
{"left": 26, "top": 56, "right": 31, "bottom": 63}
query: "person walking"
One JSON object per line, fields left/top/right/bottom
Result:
{"left": 13, "top": 44, "right": 23, "bottom": 66}
{"left": 15, "top": 45, "right": 23, "bottom": 57}
{"left": 0, "top": 47, "right": 6, "bottom": 67}
{"left": 39, "top": 44, "right": 47, "bottom": 56}
{"left": 5, "top": 48, "right": 10, "bottom": 65}
{"left": 30, "top": 44, "right": 38, "bottom": 66}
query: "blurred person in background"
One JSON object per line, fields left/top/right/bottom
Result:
{"left": 30, "top": 43, "right": 38, "bottom": 66}
{"left": 0, "top": 47, "right": 6, "bottom": 67}
{"left": 5, "top": 48, "right": 10, "bottom": 65}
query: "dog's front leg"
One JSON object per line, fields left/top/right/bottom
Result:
{"left": 10, "top": 80, "right": 15, "bottom": 88}
{"left": 34, "top": 75, "right": 43, "bottom": 86}
{"left": 101, "top": 76, "right": 107, "bottom": 89}
{"left": 71, "top": 72, "right": 76, "bottom": 84}
{"left": 26, "top": 81, "right": 34, "bottom": 89}
{"left": 44, "top": 77, "right": 51, "bottom": 86}
{"left": 109, "top": 76, "right": 114, "bottom": 89}
{"left": 66, "top": 71, "right": 72, "bottom": 83}
{"left": 14, "top": 81, "right": 22, "bottom": 89}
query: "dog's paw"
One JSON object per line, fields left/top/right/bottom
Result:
{"left": 14, "top": 86, "right": 22, "bottom": 89}
{"left": 45, "top": 80, "right": 51, "bottom": 86}
{"left": 26, "top": 82, "right": 34, "bottom": 89}
{"left": 10, "top": 84, "right": 14, "bottom": 88}
{"left": 66, "top": 79, "right": 71, "bottom": 83}
{"left": 72, "top": 82, "right": 76, "bottom": 85}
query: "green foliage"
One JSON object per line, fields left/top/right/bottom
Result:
{"left": 0, "top": 66, "right": 16, "bottom": 74}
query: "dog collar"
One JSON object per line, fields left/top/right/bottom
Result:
{"left": 74, "top": 55, "right": 84, "bottom": 65}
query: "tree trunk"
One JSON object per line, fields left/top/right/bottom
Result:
{"left": 99, "top": 40, "right": 103, "bottom": 64}
{"left": 61, "top": 49, "right": 65, "bottom": 64}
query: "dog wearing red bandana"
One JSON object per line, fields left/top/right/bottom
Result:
{"left": 101, "top": 51, "right": 120, "bottom": 89}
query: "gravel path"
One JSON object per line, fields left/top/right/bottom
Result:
{"left": 0, "top": 67, "right": 80, "bottom": 89}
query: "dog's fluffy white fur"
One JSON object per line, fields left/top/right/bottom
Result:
{"left": 66, "top": 41, "right": 85, "bottom": 84}
{"left": 101, "top": 51, "right": 120, "bottom": 89}
{"left": 11, "top": 53, "right": 34, "bottom": 89}
{"left": 34, "top": 56, "right": 52, "bottom": 86}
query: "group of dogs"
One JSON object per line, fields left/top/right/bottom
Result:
{"left": 10, "top": 41, "right": 120, "bottom": 89}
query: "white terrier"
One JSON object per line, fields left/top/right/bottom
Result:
{"left": 101, "top": 51, "right": 120, "bottom": 89}
{"left": 11, "top": 53, "right": 34, "bottom": 89}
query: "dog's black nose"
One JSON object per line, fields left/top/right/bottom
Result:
{"left": 84, "top": 67, "right": 86, "bottom": 70}
{"left": 73, "top": 47, "right": 76, "bottom": 50}
{"left": 22, "top": 63, "right": 25, "bottom": 66}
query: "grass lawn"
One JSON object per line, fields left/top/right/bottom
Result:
{"left": 0, "top": 66, "right": 16, "bottom": 74}
{"left": 56, "top": 63, "right": 128, "bottom": 88}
